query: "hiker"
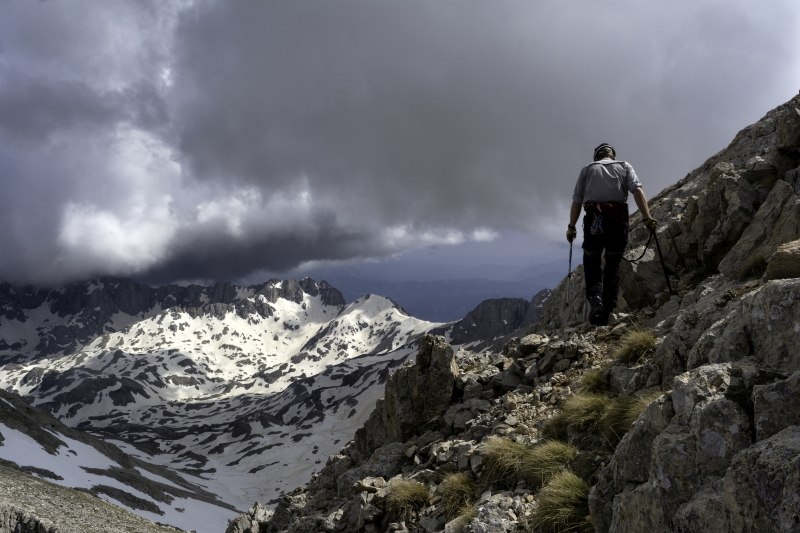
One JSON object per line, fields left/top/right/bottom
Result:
{"left": 566, "top": 143, "right": 657, "bottom": 326}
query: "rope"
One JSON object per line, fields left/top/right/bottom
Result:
{"left": 622, "top": 230, "right": 654, "bottom": 263}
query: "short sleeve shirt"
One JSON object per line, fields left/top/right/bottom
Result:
{"left": 572, "top": 159, "right": 641, "bottom": 204}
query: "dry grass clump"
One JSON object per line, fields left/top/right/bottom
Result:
{"left": 559, "top": 393, "right": 611, "bottom": 433}
{"left": 439, "top": 473, "right": 477, "bottom": 519}
{"left": 543, "top": 391, "right": 660, "bottom": 447}
{"left": 520, "top": 441, "right": 577, "bottom": 489}
{"left": 600, "top": 392, "right": 661, "bottom": 445}
{"left": 613, "top": 330, "right": 657, "bottom": 364}
{"left": 578, "top": 368, "right": 608, "bottom": 394}
{"left": 542, "top": 412, "right": 569, "bottom": 442}
{"left": 528, "top": 470, "right": 591, "bottom": 533}
{"left": 385, "top": 479, "right": 429, "bottom": 521}
{"left": 452, "top": 505, "right": 477, "bottom": 529}
{"left": 483, "top": 437, "right": 531, "bottom": 487}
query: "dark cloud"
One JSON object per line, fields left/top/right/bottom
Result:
{"left": 0, "top": 0, "right": 798, "bottom": 285}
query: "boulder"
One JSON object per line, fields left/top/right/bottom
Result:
{"left": 599, "top": 364, "right": 753, "bottom": 533}
{"left": 753, "top": 370, "right": 800, "bottom": 441}
{"left": 765, "top": 238, "right": 800, "bottom": 280}
{"left": 517, "top": 334, "right": 547, "bottom": 356}
{"left": 672, "top": 427, "right": 800, "bottom": 532}
{"left": 718, "top": 180, "right": 800, "bottom": 279}
{"left": 776, "top": 106, "right": 800, "bottom": 149}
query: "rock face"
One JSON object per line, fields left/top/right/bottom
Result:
{"left": 353, "top": 335, "right": 459, "bottom": 460}
{"left": 449, "top": 297, "right": 529, "bottom": 345}
{"left": 765, "top": 238, "right": 800, "bottom": 279}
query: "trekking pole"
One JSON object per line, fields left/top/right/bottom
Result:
{"left": 651, "top": 227, "right": 674, "bottom": 295}
{"left": 563, "top": 241, "right": 573, "bottom": 336}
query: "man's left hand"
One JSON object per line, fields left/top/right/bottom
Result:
{"left": 566, "top": 225, "right": 577, "bottom": 243}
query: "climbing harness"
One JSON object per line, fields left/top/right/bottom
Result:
{"left": 589, "top": 214, "right": 604, "bottom": 235}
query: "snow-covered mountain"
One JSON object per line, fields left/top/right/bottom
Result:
{"left": 0, "top": 277, "right": 440, "bottom": 531}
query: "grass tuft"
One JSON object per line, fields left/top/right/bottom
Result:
{"left": 578, "top": 369, "right": 608, "bottom": 394}
{"left": 543, "top": 391, "right": 660, "bottom": 447}
{"left": 385, "top": 479, "right": 429, "bottom": 521}
{"left": 542, "top": 412, "right": 569, "bottom": 442}
{"left": 482, "top": 437, "right": 530, "bottom": 487}
{"left": 520, "top": 441, "right": 578, "bottom": 489}
{"left": 439, "top": 473, "right": 477, "bottom": 519}
{"left": 559, "top": 393, "right": 612, "bottom": 433}
{"left": 600, "top": 392, "right": 661, "bottom": 446}
{"left": 528, "top": 470, "right": 591, "bottom": 533}
{"left": 612, "top": 330, "right": 657, "bottom": 364}
{"left": 449, "top": 504, "right": 477, "bottom": 531}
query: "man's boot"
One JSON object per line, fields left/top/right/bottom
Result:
{"left": 589, "top": 296, "right": 605, "bottom": 326}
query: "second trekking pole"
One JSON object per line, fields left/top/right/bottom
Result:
{"left": 651, "top": 227, "right": 674, "bottom": 295}
{"left": 563, "top": 241, "right": 573, "bottom": 336}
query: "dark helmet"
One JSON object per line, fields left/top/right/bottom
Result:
{"left": 594, "top": 143, "right": 615, "bottom": 161}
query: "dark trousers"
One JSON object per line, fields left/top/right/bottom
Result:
{"left": 582, "top": 213, "right": 628, "bottom": 312}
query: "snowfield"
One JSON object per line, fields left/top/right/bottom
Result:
{"left": 0, "top": 278, "right": 442, "bottom": 532}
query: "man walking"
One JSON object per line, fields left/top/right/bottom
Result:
{"left": 566, "top": 143, "right": 657, "bottom": 326}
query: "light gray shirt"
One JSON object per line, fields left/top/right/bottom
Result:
{"left": 572, "top": 159, "right": 642, "bottom": 204}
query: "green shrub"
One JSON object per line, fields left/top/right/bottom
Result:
{"left": 578, "top": 369, "right": 608, "bottom": 394}
{"left": 520, "top": 440, "right": 578, "bottom": 489}
{"left": 483, "top": 437, "right": 530, "bottom": 487}
{"left": 612, "top": 330, "right": 657, "bottom": 364}
{"left": 385, "top": 479, "right": 429, "bottom": 521}
{"left": 439, "top": 473, "right": 477, "bottom": 519}
{"left": 528, "top": 470, "right": 591, "bottom": 533}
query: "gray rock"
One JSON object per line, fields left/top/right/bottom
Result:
{"left": 466, "top": 502, "right": 516, "bottom": 533}
{"left": 491, "top": 371, "right": 521, "bottom": 392}
{"left": 517, "top": 334, "right": 547, "bottom": 356}
{"left": 589, "top": 394, "right": 674, "bottom": 533}
{"left": 600, "top": 364, "right": 753, "bottom": 533}
{"left": 765, "top": 238, "right": 800, "bottom": 280}
{"left": 673, "top": 426, "right": 800, "bottom": 533}
{"left": 753, "top": 370, "right": 800, "bottom": 441}
{"left": 355, "top": 335, "right": 458, "bottom": 459}
{"left": 718, "top": 179, "right": 800, "bottom": 279}
{"left": 776, "top": 106, "right": 800, "bottom": 149}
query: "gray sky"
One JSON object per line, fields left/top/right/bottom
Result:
{"left": 1, "top": 0, "right": 799, "bottom": 285}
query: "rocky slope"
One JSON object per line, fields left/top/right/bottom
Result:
{"left": 226, "top": 92, "right": 800, "bottom": 532}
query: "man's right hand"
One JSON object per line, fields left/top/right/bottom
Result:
{"left": 567, "top": 225, "right": 577, "bottom": 243}
{"left": 644, "top": 218, "right": 658, "bottom": 230}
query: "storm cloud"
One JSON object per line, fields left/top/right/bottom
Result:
{"left": 1, "top": 0, "right": 798, "bottom": 285}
